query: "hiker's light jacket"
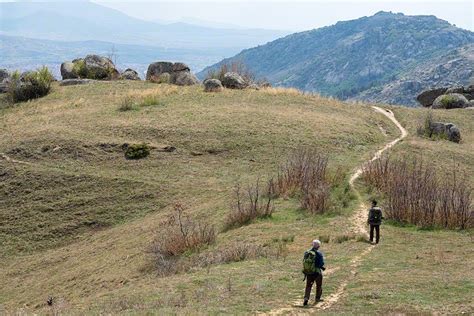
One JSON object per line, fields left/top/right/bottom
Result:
{"left": 368, "top": 207, "right": 383, "bottom": 225}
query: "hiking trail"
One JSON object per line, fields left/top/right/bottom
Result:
{"left": 262, "top": 106, "right": 407, "bottom": 315}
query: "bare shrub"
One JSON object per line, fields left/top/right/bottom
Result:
{"left": 150, "top": 203, "right": 216, "bottom": 275}
{"left": 206, "top": 60, "right": 255, "bottom": 84}
{"left": 273, "top": 148, "right": 331, "bottom": 214}
{"left": 363, "top": 155, "right": 472, "bottom": 229}
{"left": 224, "top": 179, "right": 274, "bottom": 230}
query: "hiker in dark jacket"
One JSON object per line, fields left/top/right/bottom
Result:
{"left": 303, "top": 239, "right": 325, "bottom": 306}
{"left": 367, "top": 200, "right": 383, "bottom": 244}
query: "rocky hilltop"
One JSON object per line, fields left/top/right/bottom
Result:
{"left": 199, "top": 12, "right": 474, "bottom": 107}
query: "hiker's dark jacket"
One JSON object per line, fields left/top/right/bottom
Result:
{"left": 368, "top": 207, "right": 383, "bottom": 225}
{"left": 309, "top": 248, "right": 325, "bottom": 271}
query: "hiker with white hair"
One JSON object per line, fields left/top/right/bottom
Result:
{"left": 302, "top": 239, "right": 326, "bottom": 306}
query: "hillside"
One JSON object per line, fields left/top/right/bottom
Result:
{"left": 0, "top": 82, "right": 473, "bottom": 314}
{"left": 199, "top": 11, "right": 474, "bottom": 106}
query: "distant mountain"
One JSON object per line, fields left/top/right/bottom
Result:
{"left": 0, "top": 1, "right": 288, "bottom": 50}
{"left": 199, "top": 12, "right": 474, "bottom": 106}
{"left": 0, "top": 35, "right": 230, "bottom": 78}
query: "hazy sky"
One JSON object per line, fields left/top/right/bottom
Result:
{"left": 93, "top": 0, "right": 474, "bottom": 31}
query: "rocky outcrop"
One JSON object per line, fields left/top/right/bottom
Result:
{"left": 60, "top": 55, "right": 119, "bottom": 80}
{"left": 432, "top": 93, "right": 470, "bottom": 109}
{"left": 0, "top": 69, "right": 10, "bottom": 93}
{"left": 429, "top": 122, "right": 461, "bottom": 143}
{"left": 204, "top": 79, "right": 223, "bottom": 92}
{"left": 119, "top": 68, "right": 140, "bottom": 80}
{"left": 417, "top": 83, "right": 474, "bottom": 107}
{"left": 146, "top": 62, "right": 199, "bottom": 86}
{"left": 221, "top": 72, "right": 246, "bottom": 89}
{"left": 416, "top": 88, "right": 448, "bottom": 107}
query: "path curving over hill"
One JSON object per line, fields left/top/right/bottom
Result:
{"left": 263, "top": 106, "right": 407, "bottom": 315}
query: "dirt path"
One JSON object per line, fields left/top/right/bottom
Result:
{"left": 262, "top": 106, "right": 407, "bottom": 315}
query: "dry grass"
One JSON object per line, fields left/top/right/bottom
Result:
{"left": 259, "top": 87, "right": 303, "bottom": 96}
{"left": 0, "top": 82, "right": 471, "bottom": 314}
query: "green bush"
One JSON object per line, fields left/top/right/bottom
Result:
{"left": 72, "top": 60, "right": 88, "bottom": 78}
{"left": 124, "top": 143, "right": 150, "bottom": 160}
{"left": 8, "top": 66, "right": 54, "bottom": 103}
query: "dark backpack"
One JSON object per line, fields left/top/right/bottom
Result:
{"left": 302, "top": 249, "right": 321, "bottom": 275}
{"left": 369, "top": 207, "right": 382, "bottom": 223}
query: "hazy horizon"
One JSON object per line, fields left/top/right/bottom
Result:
{"left": 97, "top": 1, "right": 473, "bottom": 32}
{"left": 0, "top": 0, "right": 472, "bottom": 32}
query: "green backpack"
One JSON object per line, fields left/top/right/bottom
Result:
{"left": 302, "top": 249, "right": 321, "bottom": 275}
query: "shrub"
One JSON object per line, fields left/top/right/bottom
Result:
{"left": 8, "top": 67, "right": 54, "bottom": 103}
{"left": 224, "top": 179, "right": 274, "bottom": 230}
{"left": 272, "top": 148, "right": 331, "bottom": 214}
{"left": 72, "top": 60, "right": 88, "bottom": 78}
{"left": 363, "top": 155, "right": 472, "bottom": 229}
{"left": 124, "top": 143, "right": 150, "bottom": 160}
{"left": 150, "top": 203, "right": 216, "bottom": 275}
{"left": 138, "top": 95, "right": 162, "bottom": 107}
{"left": 417, "top": 111, "right": 448, "bottom": 140}
{"left": 118, "top": 96, "right": 137, "bottom": 111}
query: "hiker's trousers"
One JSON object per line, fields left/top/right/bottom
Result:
{"left": 304, "top": 273, "right": 323, "bottom": 301}
{"left": 370, "top": 224, "right": 380, "bottom": 243}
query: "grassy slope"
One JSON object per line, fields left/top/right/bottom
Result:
{"left": 0, "top": 82, "right": 472, "bottom": 314}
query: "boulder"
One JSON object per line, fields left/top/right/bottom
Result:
{"left": 59, "top": 79, "right": 94, "bottom": 86}
{"left": 0, "top": 69, "right": 9, "bottom": 82}
{"left": 83, "top": 55, "right": 119, "bottom": 80}
{"left": 60, "top": 62, "right": 78, "bottom": 80}
{"left": 221, "top": 72, "right": 247, "bottom": 89}
{"left": 469, "top": 100, "right": 474, "bottom": 108}
{"left": 146, "top": 61, "right": 198, "bottom": 86}
{"left": 445, "top": 86, "right": 464, "bottom": 94}
{"left": 447, "top": 125, "right": 461, "bottom": 143}
{"left": 0, "top": 69, "right": 10, "bottom": 93}
{"left": 203, "top": 79, "right": 223, "bottom": 92}
{"left": 416, "top": 87, "right": 447, "bottom": 107}
{"left": 61, "top": 55, "right": 119, "bottom": 80}
{"left": 432, "top": 93, "right": 470, "bottom": 109}
{"left": 429, "top": 122, "right": 461, "bottom": 143}
{"left": 119, "top": 68, "right": 140, "bottom": 80}
{"left": 172, "top": 71, "right": 199, "bottom": 86}
{"left": 146, "top": 62, "right": 174, "bottom": 80}
{"left": 465, "top": 85, "right": 474, "bottom": 93}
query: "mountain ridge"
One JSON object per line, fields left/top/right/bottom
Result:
{"left": 198, "top": 11, "right": 474, "bottom": 106}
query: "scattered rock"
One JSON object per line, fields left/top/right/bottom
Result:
{"left": 83, "top": 55, "right": 119, "bottom": 80}
{"left": 172, "top": 71, "right": 199, "bottom": 86}
{"left": 445, "top": 86, "right": 464, "bottom": 94}
{"left": 416, "top": 87, "right": 447, "bottom": 107}
{"left": 60, "top": 55, "right": 119, "bottom": 80}
{"left": 119, "top": 68, "right": 141, "bottom": 80}
{"left": 429, "top": 122, "right": 461, "bottom": 143}
{"left": 469, "top": 100, "right": 474, "bottom": 107}
{"left": 146, "top": 61, "right": 199, "bottom": 86}
{"left": 190, "top": 151, "right": 204, "bottom": 156}
{"left": 0, "top": 69, "right": 10, "bottom": 82}
{"left": 159, "top": 146, "right": 176, "bottom": 152}
{"left": 432, "top": 93, "right": 470, "bottom": 109}
{"left": 60, "top": 62, "right": 78, "bottom": 80}
{"left": 204, "top": 79, "right": 223, "bottom": 92}
{"left": 59, "top": 79, "right": 95, "bottom": 86}
{"left": 221, "top": 72, "right": 247, "bottom": 89}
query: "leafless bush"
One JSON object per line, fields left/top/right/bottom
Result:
{"left": 206, "top": 60, "right": 255, "bottom": 84}
{"left": 224, "top": 179, "right": 274, "bottom": 230}
{"left": 150, "top": 203, "right": 216, "bottom": 275}
{"left": 273, "top": 148, "right": 331, "bottom": 214}
{"left": 363, "top": 156, "right": 472, "bottom": 229}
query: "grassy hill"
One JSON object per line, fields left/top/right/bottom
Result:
{"left": 0, "top": 82, "right": 472, "bottom": 314}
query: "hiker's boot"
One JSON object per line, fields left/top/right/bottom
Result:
{"left": 303, "top": 299, "right": 308, "bottom": 306}
{"left": 315, "top": 298, "right": 324, "bottom": 304}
